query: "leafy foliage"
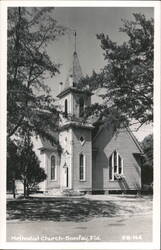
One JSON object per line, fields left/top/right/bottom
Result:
{"left": 7, "top": 7, "right": 66, "bottom": 143}
{"left": 17, "top": 135, "right": 47, "bottom": 193}
{"left": 78, "top": 13, "right": 153, "bottom": 128}
{"left": 7, "top": 7, "right": 67, "bottom": 197}
{"left": 141, "top": 134, "right": 153, "bottom": 184}
{"left": 141, "top": 134, "right": 153, "bottom": 166}
{"left": 7, "top": 135, "right": 47, "bottom": 197}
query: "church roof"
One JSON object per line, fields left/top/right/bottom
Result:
{"left": 57, "top": 86, "right": 92, "bottom": 98}
{"left": 64, "top": 51, "right": 83, "bottom": 89}
{"left": 38, "top": 131, "right": 60, "bottom": 152}
{"left": 38, "top": 137, "right": 58, "bottom": 151}
{"left": 57, "top": 50, "right": 92, "bottom": 98}
{"left": 92, "top": 117, "right": 143, "bottom": 154}
{"left": 59, "top": 120, "right": 94, "bottom": 131}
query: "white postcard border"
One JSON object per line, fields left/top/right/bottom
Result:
{"left": 0, "top": 1, "right": 160, "bottom": 249}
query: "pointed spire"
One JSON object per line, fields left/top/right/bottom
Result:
{"left": 72, "top": 51, "right": 83, "bottom": 85}
{"left": 64, "top": 32, "right": 83, "bottom": 89}
{"left": 74, "top": 31, "right": 77, "bottom": 53}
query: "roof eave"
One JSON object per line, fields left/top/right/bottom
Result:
{"left": 126, "top": 127, "right": 143, "bottom": 154}
{"left": 38, "top": 146, "right": 58, "bottom": 152}
{"left": 59, "top": 122, "right": 94, "bottom": 131}
{"left": 57, "top": 87, "right": 93, "bottom": 99}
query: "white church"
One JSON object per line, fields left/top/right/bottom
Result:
{"left": 9, "top": 33, "right": 142, "bottom": 195}
{"left": 25, "top": 43, "right": 143, "bottom": 196}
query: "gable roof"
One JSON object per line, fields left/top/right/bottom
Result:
{"left": 126, "top": 127, "right": 143, "bottom": 153}
{"left": 57, "top": 87, "right": 92, "bottom": 99}
{"left": 38, "top": 130, "right": 60, "bottom": 152}
{"left": 92, "top": 118, "right": 143, "bottom": 154}
{"left": 38, "top": 138, "right": 57, "bottom": 151}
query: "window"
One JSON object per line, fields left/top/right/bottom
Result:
{"left": 64, "top": 99, "right": 68, "bottom": 117}
{"left": 79, "top": 136, "right": 85, "bottom": 145}
{"left": 51, "top": 155, "right": 56, "bottom": 180}
{"left": 79, "top": 97, "right": 84, "bottom": 117}
{"left": 79, "top": 153, "right": 85, "bottom": 181}
{"left": 109, "top": 151, "right": 123, "bottom": 181}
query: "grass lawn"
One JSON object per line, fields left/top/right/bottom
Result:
{"left": 7, "top": 195, "right": 152, "bottom": 222}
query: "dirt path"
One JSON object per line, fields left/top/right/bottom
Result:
{"left": 7, "top": 214, "right": 152, "bottom": 242}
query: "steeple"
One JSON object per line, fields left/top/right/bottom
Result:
{"left": 57, "top": 31, "right": 93, "bottom": 129}
{"left": 57, "top": 31, "right": 92, "bottom": 100}
{"left": 74, "top": 31, "right": 77, "bottom": 53}
{"left": 64, "top": 32, "right": 83, "bottom": 89}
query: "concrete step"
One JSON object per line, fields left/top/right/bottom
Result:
{"left": 45, "top": 188, "right": 63, "bottom": 196}
{"left": 46, "top": 188, "right": 85, "bottom": 197}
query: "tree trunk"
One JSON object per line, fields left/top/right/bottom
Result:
{"left": 26, "top": 183, "right": 29, "bottom": 197}
{"left": 12, "top": 177, "right": 16, "bottom": 199}
{"left": 24, "top": 178, "right": 27, "bottom": 198}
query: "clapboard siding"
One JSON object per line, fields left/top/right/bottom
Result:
{"left": 46, "top": 151, "right": 61, "bottom": 190}
{"left": 92, "top": 126, "right": 141, "bottom": 191}
{"left": 32, "top": 136, "right": 61, "bottom": 191}
{"left": 72, "top": 128, "right": 92, "bottom": 191}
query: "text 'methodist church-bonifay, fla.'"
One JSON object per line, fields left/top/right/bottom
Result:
{"left": 16, "top": 39, "right": 143, "bottom": 195}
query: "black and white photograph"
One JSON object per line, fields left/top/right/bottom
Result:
{"left": 0, "top": 1, "right": 160, "bottom": 249}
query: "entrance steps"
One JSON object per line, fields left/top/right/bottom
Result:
{"left": 45, "top": 188, "right": 85, "bottom": 197}
{"left": 45, "top": 188, "right": 63, "bottom": 196}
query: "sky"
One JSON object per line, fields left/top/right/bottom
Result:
{"left": 46, "top": 7, "right": 153, "bottom": 141}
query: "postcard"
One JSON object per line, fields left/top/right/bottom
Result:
{"left": 0, "top": 1, "right": 160, "bottom": 250}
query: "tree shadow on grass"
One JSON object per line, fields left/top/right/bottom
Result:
{"left": 7, "top": 197, "right": 135, "bottom": 222}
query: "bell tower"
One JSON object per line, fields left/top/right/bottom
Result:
{"left": 57, "top": 32, "right": 93, "bottom": 193}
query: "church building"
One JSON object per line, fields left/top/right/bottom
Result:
{"left": 30, "top": 43, "right": 143, "bottom": 195}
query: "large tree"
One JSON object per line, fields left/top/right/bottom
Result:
{"left": 7, "top": 7, "right": 66, "bottom": 197}
{"left": 7, "top": 7, "right": 66, "bottom": 142}
{"left": 7, "top": 135, "right": 47, "bottom": 198}
{"left": 78, "top": 13, "right": 153, "bottom": 129}
{"left": 16, "top": 134, "right": 47, "bottom": 197}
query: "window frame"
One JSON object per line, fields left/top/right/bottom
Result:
{"left": 50, "top": 154, "right": 57, "bottom": 181}
{"left": 109, "top": 151, "right": 123, "bottom": 181}
{"left": 79, "top": 153, "right": 86, "bottom": 181}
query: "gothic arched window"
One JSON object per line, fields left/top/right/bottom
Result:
{"left": 79, "top": 97, "right": 84, "bottom": 117}
{"left": 51, "top": 155, "right": 56, "bottom": 180}
{"left": 64, "top": 99, "right": 68, "bottom": 117}
{"left": 109, "top": 151, "right": 123, "bottom": 181}
{"left": 79, "top": 153, "right": 85, "bottom": 181}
